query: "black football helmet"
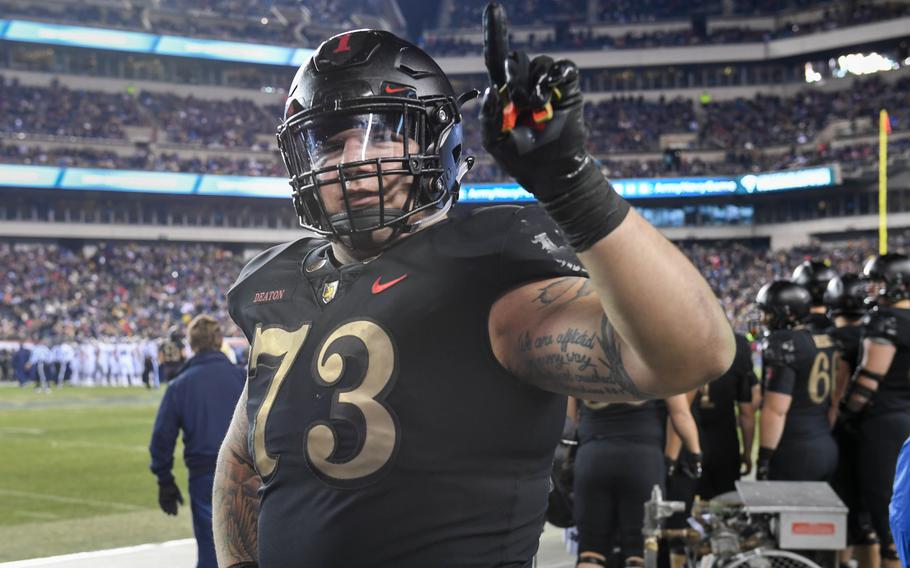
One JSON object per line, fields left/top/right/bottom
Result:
{"left": 823, "top": 273, "right": 869, "bottom": 318}
{"left": 277, "top": 29, "right": 475, "bottom": 252}
{"left": 167, "top": 326, "right": 182, "bottom": 343}
{"left": 755, "top": 280, "right": 812, "bottom": 330}
{"left": 863, "top": 253, "right": 910, "bottom": 302}
{"left": 791, "top": 260, "right": 838, "bottom": 306}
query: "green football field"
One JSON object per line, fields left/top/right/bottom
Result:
{"left": 0, "top": 386, "right": 194, "bottom": 562}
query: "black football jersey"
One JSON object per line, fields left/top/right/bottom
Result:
{"left": 828, "top": 323, "right": 862, "bottom": 375}
{"left": 805, "top": 312, "right": 834, "bottom": 333}
{"left": 859, "top": 306, "right": 910, "bottom": 416}
{"left": 159, "top": 339, "right": 184, "bottom": 364}
{"left": 227, "top": 206, "right": 586, "bottom": 568}
{"left": 577, "top": 398, "right": 666, "bottom": 445}
{"left": 698, "top": 333, "right": 756, "bottom": 435}
{"left": 762, "top": 329, "right": 835, "bottom": 440}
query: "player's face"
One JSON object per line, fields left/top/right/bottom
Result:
{"left": 302, "top": 112, "right": 419, "bottom": 217}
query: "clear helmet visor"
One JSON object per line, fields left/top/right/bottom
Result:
{"left": 280, "top": 109, "right": 441, "bottom": 239}
{"left": 302, "top": 111, "right": 420, "bottom": 171}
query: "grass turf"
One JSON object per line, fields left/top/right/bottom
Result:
{"left": 0, "top": 386, "right": 194, "bottom": 561}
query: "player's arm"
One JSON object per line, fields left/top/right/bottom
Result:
{"left": 213, "top": 384, "right": 260, "bottom": 568}
{"left": 829, "top": 353, "right": 850, "bottom": 425}
{"left": 567, "top": 396, "right": 579, "bottom": 424}
{"left": 738, "top": 398, "right": 756, "bottom": 475}
{"left": 757, "top": 390, "right": 790, "bottom": 479}
{"left": 490, "top": 275, "right": 731, "bottom": 401}
{"left": 758, "top": 390, "right": 791, "bottom": 451}
{"left": 482, "top": 5, "right": 734, "bottom": 402}
{"left": 844, "top": 338, "right": 894, "bottom": 413}
{"left": 756, "top": 335, "right": 796, "bottom": 480}
{"left": 738, "top": 355, "right": 759, "bottom": 475}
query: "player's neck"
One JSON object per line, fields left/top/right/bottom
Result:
{"left": 834, "top": 316, "right": 861, "bottom": 327}
{"left": 329, "top": 213, "right": 448, "bottom": 265}
{"left": 809, "top": 306, "right": 826, "bottom": 314}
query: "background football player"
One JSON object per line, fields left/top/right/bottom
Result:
{"left": 570, "top": 393, "right": 699, "bottom": 568}
{"left": 826, "top": 273, "right": 881, "bottom": 568}
{"left": 755, "top": 280, "right": 838, "bottom": 482}
{"left": 792, "top": 259, "right": 839, "bottom": 332}
{"left": 840, "top": 254, "right": 910, "bottom": 567}
{"left": 694, "top": 331, "right": 759, "bottom": 500}
{"left": 213, "top": 7, "right": 735, "bottom": 567}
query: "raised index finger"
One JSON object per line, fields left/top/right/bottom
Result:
{"left": 482, "top": 2, "right": 510, "bottom": 89}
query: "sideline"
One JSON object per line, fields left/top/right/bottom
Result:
{"left": 0, "top": 539, "right": 195, "bottom": 567}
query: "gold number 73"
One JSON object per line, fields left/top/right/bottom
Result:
{"left": 248, "top": 320, "right": 398, "bottom": 485}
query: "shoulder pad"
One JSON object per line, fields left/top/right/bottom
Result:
{"left": 762, "top": 332, "right": 797, "bottom": 365}
{"left": 229, "top": 236, "right": 324, "bottom": 294}
{"left": 862, "top": 308, "right": 899, "bottom": 342}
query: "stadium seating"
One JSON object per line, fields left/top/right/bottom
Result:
{"left": 0, "top": 241, "right": 245, "bottom": 341}
{"left": 2, "top": 73, "right": 906, "bottom": 180}
{"left": 2, "top": 235, "right": 903, "bottom": 342}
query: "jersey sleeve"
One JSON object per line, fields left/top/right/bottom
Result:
{"left": 862, "top": 308, "right": 899, "bottom": 345}
{"left": 497, "top": 205, "right": 589, "bottom": 291}
{"left": 762, "top": 333, "right": 797, "bottom": 395}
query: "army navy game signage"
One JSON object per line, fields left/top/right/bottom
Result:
{"left": 0, "top": 164, "right": 841, "bottom": 202}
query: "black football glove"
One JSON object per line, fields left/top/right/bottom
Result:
{"left": 480, "top": 2, "right": 628, "bottom": 251}
{"left": 480, "top": 51, "right": 587, "bottom": 202}
{"left": 756, "top": 447, "right": 774, "bottom": 481}
{"left": 740, "top": 454, "right": 753, "bottom": 476}
{"left": 834, "top": 409, "right": 861, "bottom": 439}
{"left": 158, "top": 479, "right": 184, "bottom": 516}
{"left": 665, "top": 455, "right": 677, "bottom": 478}
{"left": 679, "top": 452, "right": 704, "bottom": 480}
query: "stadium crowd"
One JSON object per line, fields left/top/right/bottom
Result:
{"left": 0, "top": 232, "right": 902, "bottom": 347}
{"left": 2, "top": 73, "right": 906, "bottom": 178}
{"left": 0, "top": 241, "right": 245, "bottom": 343}
{"left": 0, "top": 0, "right": 382, "bottom": 47}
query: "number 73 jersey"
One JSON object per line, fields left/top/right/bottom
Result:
{"left": 226, "top": 206, "right": 584, "bottom": 568}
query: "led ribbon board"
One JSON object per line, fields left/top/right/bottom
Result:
{"left": 0, "top": 165, "right": 841, "bottom": 201}
{"left": 1, "top": 19, "right": 314, "bottom": 66}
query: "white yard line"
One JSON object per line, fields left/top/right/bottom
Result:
{"left": 0, "top": 539, "right": 195, "bottom": 567}
{"left": 0, "top": 489, "right": 142, "bottom": 511}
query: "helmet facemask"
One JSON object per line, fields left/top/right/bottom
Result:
{"left": 278, "top": 96, "right": 465, "bottom": 253}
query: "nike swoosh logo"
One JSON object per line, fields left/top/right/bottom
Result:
{"left": 385, "top": 85, "right": 409, "bottom": 94}
{"left": 372, "top": 274, "right": 408, "bottom": 294}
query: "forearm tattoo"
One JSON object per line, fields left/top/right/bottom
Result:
{"left": 214, "top": 401, "right": 260, "bottom": 565}
{"left": 518, "top": 313, "right": 646, "bottom": 400}
{"left": 533, "top": 278, "right": 593, "bottom": 309}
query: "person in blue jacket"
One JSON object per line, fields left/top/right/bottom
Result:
{"left": 149, "top": 314, "right": 245, "bottom": 568}
{"left": 891, "top": 436, "right": 910, "bottom": 567}
{"left": 12, "top": 343, "right": 31, "bottom": 386}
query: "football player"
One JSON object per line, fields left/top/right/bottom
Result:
{"left": 27, "top": 338, "right": 51, "bottom": 393}
{"left": 81, "top": 341, "right": 97, "bottom": 387}
{"left": 158, "top": 327, "right": 186, "bottom": 385}
{"left": 839, "top": 254, "right": 910, "bottom": 567}
{"left": 695, "top": 332, "right": 759, "bottom": 500}
{"left": 825, "top": 273, "right": 880, "bottom": 568}
{"left": 213, "top": 13, "right": 734, "bottom": 568}
{"left": 793, "top": 259, "right": 839, "bottom": 332}
{"left": 571, "top": 394, "right": 700, "bottom": 568}
{"left": 661, "top": 388, "right": 704, "bottom": 568}
{"left": 755, "top": 280, "right": 838, "bottom": 482}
